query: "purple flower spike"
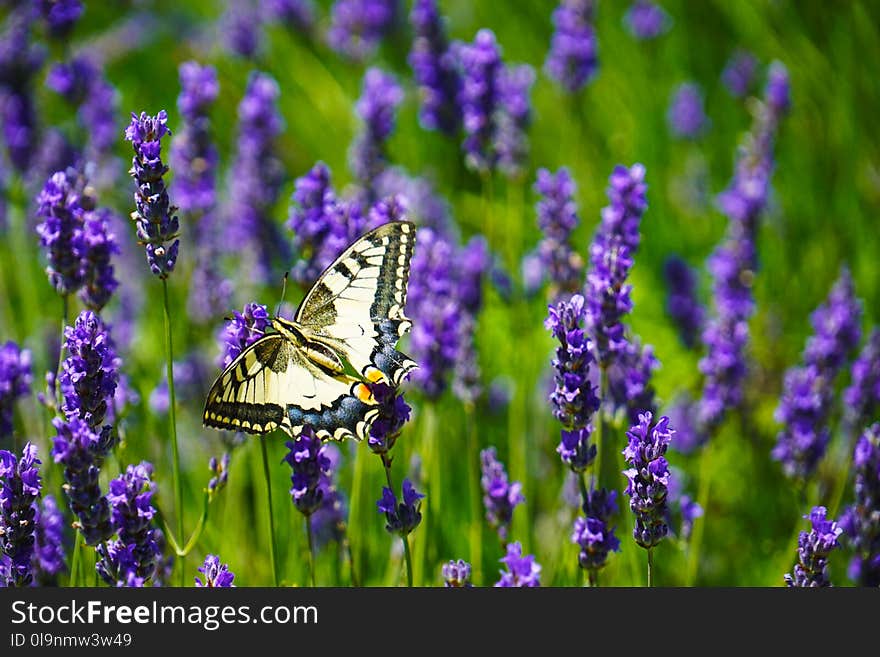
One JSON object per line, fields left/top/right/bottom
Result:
{"left": 442, "top": 559, "right": 472, "bottom": 587}
{"left": 377, "top": 478, "right": 424, "bottom": 537}
{"left": 409, "top": 0, "right": 461, "bottom": 135}
{"left": 495, "top": 542, "right": 541, "bottom": 587}
{"left": 0, "top": 13, "right": 44, "bottom": 172}
{"left": 79, "top": 209, "right": 120, "bottom": 312}
{"left": 125, "top": 110, "right": 180, "bottom": 279}
{"left": 222, "top": 0, "right": 263, "bottom": 58}
{"left": 663, "top": 256, "right": 705, "bottom": 350}
{"left": 350, "top": 67, "right": 403, "bottom": 194}
{"left": 35, "top": 169, "right": 88, "bottom": 297}
{"left": 545, "top": 0, "right": 598, "bottom": 93}
{"left": 195, "top": 554, "right": 236, "bottom": 587}
{"left": 494, "top": 63, "right": 535, "bottom": 178}
{"left": 480, "top": 447, "right": 524, "bottom": 540}
{"left": 457, "top": 29, "right": 502, "bottom": 173}
{"left": 624, "top": 1, "right": 671, "bottom": 40}
{"left": 623, "top": 412, "right": 673, "bottom": 549}
{"left": 38, "top": 0, "right": 84, "bottom": 38}
{"left": 0, "top": 341, "right": 32, "bottom": 441}
{"left": 97, "top": 462, "right": 161, "bottom": 586}
{"left": 668, "top": 82, "right": 709, "bottom": 139}
{"left": 0, "top": 443, "right": 41, "bottom": 587}
{"left": 785, "top": 506, "right": 842, "bottom": 587}
{"left": 284, "top": 427, "right": 331, "bottom": 517}
{"left": 34, "top": 494, "right": 66, "bottom": 584}
{"left": 264, "top": 0, "right": 315, "bottom": 33}
{"left": 546, "top": 294, "right": 599, "bottom": 472}
{"left": 839, "top": 424, "right": 880, "bottom": 586}
{"left": 533, "top": 167, "right": 584, "bottom": 298}
{"left": 845, "top": 329, "right": 880, "bottom": 432}
{"left": 327, "top": 0, "right": 399, "bottom": 60}
{"left": 722, "top": 51, "right": 758, "bottom": 98}
{"left": 572, "top": 487, "right": 620, "bottom": 575}
{"left": 217, "top": 302, "right": 270, "bottom": 369}
{"left": 367, "top": 382, "right": 411, "bottom": 455}
{"left": 60, "top": 310, "right": 119, "bottom": 429}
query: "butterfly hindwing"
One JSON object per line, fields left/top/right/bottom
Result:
{"left": 295, "top": 221, "right": 418, "bottom": 386}
{"left": 203, "top": 334, "right": 379, "bottom": 441}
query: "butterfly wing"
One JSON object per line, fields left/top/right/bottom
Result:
{"left": 203, "top": 334, "right": 379, "bottom": 441}
{"left": 295, "top": 221, "right": 418, "bottom": 386}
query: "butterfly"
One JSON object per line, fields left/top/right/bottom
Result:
{"left": 203, "top": 221, "right": 418, "bottom": 442}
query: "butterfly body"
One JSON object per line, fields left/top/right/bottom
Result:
{"left": 203, "top": 221, "right": 417, "bottom": 442}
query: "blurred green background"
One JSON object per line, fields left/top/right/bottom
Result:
{"left": 2, "top": 0, "right": 880, "bottom": 586}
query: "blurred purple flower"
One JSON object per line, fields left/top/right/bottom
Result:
{"left": 327, "top": 0, "right": 399, "bottom": 60}
{"left": 494, "top": 63, "right": 535, "bottom": 178}
{"left": 442, "top": 559, "right": 472, "bottom": 587}
{"left": 495, "top": 542, "right": 540, "bottom": 587}
{"left": 125, "top": 110, "right": 180, "bottom": 279}
{"left": 623, "top": 412, "right": 672, "bottom": 549}
{"left": 35, "top": 168, "right": 88, "bottom": 297}
{"left": 196, "top": 554, "right": 236, "bottom": 587}
{"left": 409, "top": 0, "right": 461, "bottom": 135}
{"left": 663, "top": 256, "right": 705, "bottom": 349}
{"left": 309, "top": 443, "right": 347, "bottom": 548}
{"left": 545, "top": 0, "right": 598, "bottom": 93}
{"left": 572, "top": 487, "right": 620, "bottom": 575}
{"left": 480, "top": 447, "right": 524, "bottom": 541}
{"left": 350, "top": 67, "right": 403, "bottom": 195}
{"left": 0, "top": 442, "right": 41, "bottom": 587}
{"left": 207, "top": 452, "right": 231, "bottom": 499}
{"left": 221, "top": 0, "right": 263, "bottom": 58}
{"left": 263, "top": 0, "right": 315, "bottom": 33}
{"left": 34, "top": 494, "right": 66, "bottom": 584}
{"left": 722, "top": 51, "right": 758, "bottom": 98}
{"left": 0, "top": 11, "right": 44, "bottom": 172}
{"left": 37, "top": 0, "right": 84, "bottom": 38}
{"left": 0, "top": 341, "right": 31, "bottom": 442}
{"left": 149, "top": 352, "right": 208, "bottom": 416}
{"left": 785, "top": 506, "right": 841, "bottom": 587}
{"left": 533, "top": 167, "right": 584, "bottom": 299}
{"left": 839, "top": 424, "right": 880, "bottom": 586}
{"left": 607, "top": 339, "right": 659, "bottom": 425}
{"left": 79, "top": 208, "right": 119, "bottom": 312}
{"left": 285, "top": 427, "right": 331, "bottom": 517}
{"left": 456, "top": 29, "right": 501, "bottom": 173}
{"left": 624, "top": 1, "right": 671, "bottom": 40}
{"left": 668, "top": 82, "right": 709, "bottom": 139}
{"left": 845, "top": 329, "right": 880, "bottom": 433}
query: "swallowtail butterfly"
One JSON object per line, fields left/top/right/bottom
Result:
{"left": 203, "top": 221, "right": 417, "bottom": 441}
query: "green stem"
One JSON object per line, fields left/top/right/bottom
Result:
{"left": 54, "top": 294, "right": 69, "bottom": 414}
{"left": 465, "top": 404, "right": 483, "bottom": 584}
{"left": 402, "top": 535, "right": 414, "bottom": 588}
{"left": 161, "top": 278, "right": 184, "bottom": 587}
{"left": 588, "top": 570, "right": 598, "bottom": 587}
{"left": 69, "top": 530, "right": 82, "bottom": 587}
{"left": 647, "top": 548, "right": 654, "bottom": 587}
{"left": 685, "top": 444, "right": 712, "bottom": 586}
{"left": 259, "top": 437, "right": 279, "bottom": 587}
{"left": 349, "top": 444, "right": 367, "bottom": 581}
{"left": 305, "top": 514, "right": 316, "bottom": 588}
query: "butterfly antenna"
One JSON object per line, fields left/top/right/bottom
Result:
{"left": 274, "top": 271, "right": 289, "bottom": 318}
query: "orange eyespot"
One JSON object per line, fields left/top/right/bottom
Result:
{"left": 353, "top": 383, "right": 375, "bottom": 403}
{"left": 364, "top": 366, "right": 387, "bottom": 384}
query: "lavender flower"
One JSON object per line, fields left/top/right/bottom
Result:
{"left": 668, "top": 82, "right": 709, "bottom": 139}
{"left": 722, "top": 51, "right": 758, "bottom": 98}
{"left": 34, "top": 494, "right": 66, "bottom": 584}
{"left": 533, "top": 167, "right": 584, "bottom": 298}
{"left": 480, "top": 447, "right": 524, "bottom": 540}
{"left": 309, "top": 444, "right": 347, "bottom": 548}
{"left": 494, "top": 63, "right": 535, "bottom": 178}
{"left": 207, "top": 453, "right": 231, "bottom": 499}
{"left": 79, "top": 208, "right": 119, "bottom": 312}
{"left": 452, "top": 236, "right": 489, "bottom": 404}
{"left": 624, "top": 1, "right": 671, "bottom": 40}
{"left": 37, "top": 0, "right": 84, "bottom": 38}
{"left": 845, "top": 329, "right": 880, "bottom": 432}
{"left": 665, "top": 394, "right": 703, "bottom": 454}
{"left": 0, "top": 341, "right": 31, "bottom": 441}
{"left": 572, "top": 487, "right": 620, "bottom": 575}
{"left": 666, "top": 471, "right": 702, "bottom": 541}
{"left": 408, "top": 0, "right": 461, "bottom": 135}
{"left": 284, "top": 427, "right": 331, "bottom": 517}
{"left": 765, "top": 61, "right": 791, "bottom": 116}
{"left": 546, "top": 294, "right": 599, "bottom": 472}
{"left": 407, "top": 228, "right": 460, "bottom": 398}
{"left": 171, "top": 61, "right": 219, "bottom": 217}
{"left": 225, "top": 72, "right": 288, "bottom": 284}
{"left": 195, "top": 554, "right": 236, "bottom": 587}
{"left": 377, "top": 478, "right": 423, "bottom": 537}
{"left": 218, "top": 302, "right": 270, "bottom": 369}
{"left": 585, "top": 244, "right": 634, "bottom": 368}
{"left": 773, "top": 270, "right": 861, "bottom": 479}
{"left": 59, "top": 310, "right": 119, "bottom": 428}
{"left": 495, "top": 542, "right": 541, "bottom": 587}
{"left": 263, "top": 0, "right": 315, "bottom": 33}
{"left": 125, "top": 110, "right": 180, "bottom": 279}
{"left": 367, "top": 382, "right": 412, "bottom": 455}
{"left": 623, "top": 412, "right": 672, "bottom": 549}
{"left": 663, "top": 256, "right": 704, "bottom": 349}
{"left": 35, "top": 169, "right": 88, "bottom": 297}
{"left": 350, "top": 68, "right": 403, "bottom": 195}
{"left": 222, "top": 0, "right": 263, "bottom": 58}
{"left": 840, "top": 424, "right": 880, "bottom": 586}
{"left": 457, "top": 29, "right": 502, "bottom": 173}
{"left": 0, "top": 443, "right": 40, "bottom": 587}
{"left": 545, "top": 0, "right": 598, "bottom": 93}
{"left": 374, "top": 166, "right": 455, "bottom": 237}
{"left": 51, "top": 417, "right": 112, "bottom": 545}
{"left": 0, "top": 12, "right": 44, "bottom": 172}
{"left": 607, "top": 339, "right": 659, "bottom": 425}
{"left": 97, "top": 462, "right": 161, "bottom": 586}
{"left": 327, "top": 0, "right": 399, "bottom": 60}
{"left": 442, "top": 559, "right": 472, "bottom": 587}
{"left": 784, "top": 506, "right": 842, "bottom": 587}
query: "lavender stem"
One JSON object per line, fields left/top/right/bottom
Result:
{"left": 259, "top": 436, "right": 279, "bottom": 586}
{"left": 161, "top": 279, "right": 184, "bottom": 586}
{"left": 305, "top": 514, "right": 316, "bottom": 587}
{"left": 647, "top": 547, "right": 654, "bottom": 587}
